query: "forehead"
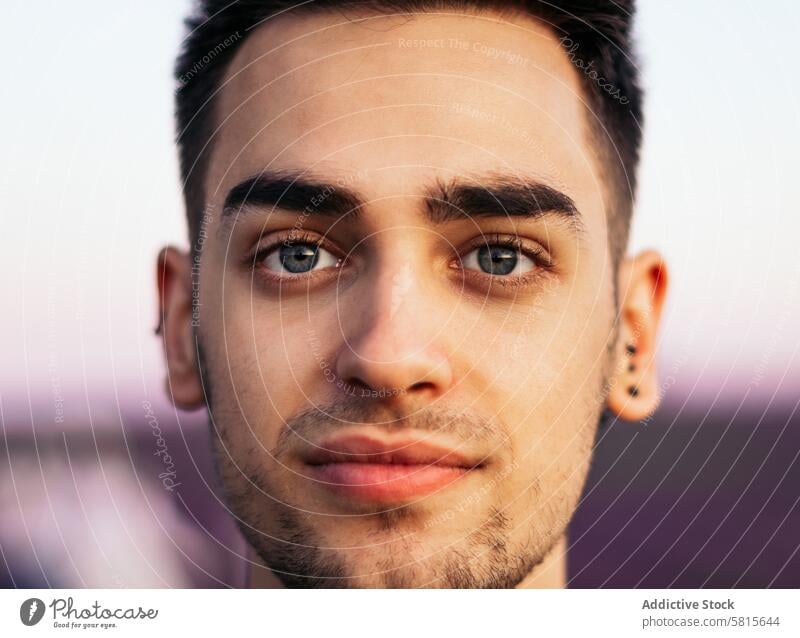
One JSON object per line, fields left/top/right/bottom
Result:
{"left": 209, "top": 9, "right": 599, "bottom": 207}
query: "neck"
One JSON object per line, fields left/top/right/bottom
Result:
{"left": 248, "top": 551, "right": 284, "bottom": 588}
{"left": 247, "top": 535, "right": 567, "bottom": 589}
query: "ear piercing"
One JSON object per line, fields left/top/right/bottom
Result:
{"left": 626, "top": 343, "right": 638, "bottom": 397}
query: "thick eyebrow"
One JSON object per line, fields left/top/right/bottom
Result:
{"left": 221, "top": 170, "right": 364, "bottom": 226}
{"left": 424, "top": 175, "right": 583, "bottom": 233}
{"left": 221, "top": 171, "right": 582, "bottom": 234}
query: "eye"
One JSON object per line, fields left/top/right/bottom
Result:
{"left": 461, "top": 242, "right": 537, "bottom": 276}
{"left": 259, "top": 240, "right": 340, "bottom": 275}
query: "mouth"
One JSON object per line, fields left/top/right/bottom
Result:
{"left": 301, "top": 431, "right": 483, "bottom": 504}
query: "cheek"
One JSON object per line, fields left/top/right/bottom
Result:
{"left": 216, "top": 294, "right": 348, "bottom": 422}
{"left": 471, "top": 299, "right": 608, "bottom": 473}
{"left": 466, "top": 298, "right": 588, "bottom": 402}
{"left": 497, "top": 383, "right": 598, "bottom": 533}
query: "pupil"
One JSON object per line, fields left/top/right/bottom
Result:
{"left": 478, "top": 245, "right": 517, "bottom": 275}
{"left": 279, "top": 243, "right": 319, "bottom": 273}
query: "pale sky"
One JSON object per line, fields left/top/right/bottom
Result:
{"left": 1, "top": 0, "right": 798, "bottom": 427}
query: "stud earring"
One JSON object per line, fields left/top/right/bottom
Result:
{"left": 626, "top": 343, "right": 637, "bottom": 356}
{"left": 627, "top": 385, "right": 639, "bottom": 398}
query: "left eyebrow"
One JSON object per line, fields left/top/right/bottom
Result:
{"left": 424, "top": 175, "right": 584, "bottom": 234}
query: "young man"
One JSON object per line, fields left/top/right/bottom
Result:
{"left": 158, "top": 0, "right": 667, "bottom": 588}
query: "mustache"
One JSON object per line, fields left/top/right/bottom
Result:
{"left": 273, "top": 398, "right": 506, "bottom": 459}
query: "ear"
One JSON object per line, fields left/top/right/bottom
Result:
{"left": 156, "top": 246, "right": 205, "bottom": 410}
{"left": 607, "top": 250, "right": 669, "bottom": 421}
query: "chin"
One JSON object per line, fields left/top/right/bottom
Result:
{"left": 243, "top": 503, "right": 549, "bottom": 589}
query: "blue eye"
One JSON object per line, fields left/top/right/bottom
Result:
{"left": 261, "top": 241, "right": 339, "bottom": 275}
{"left": 462, "top": 243, "right": 537, "bottom": 276}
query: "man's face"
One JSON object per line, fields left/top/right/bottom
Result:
{"left": 168, "top": 10, "right": 642, "bottom": 587}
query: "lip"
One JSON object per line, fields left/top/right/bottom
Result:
{"left": 301, "top": 432, "right": 482, "bottom": 503}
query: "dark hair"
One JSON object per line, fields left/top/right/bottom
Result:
{"left": 175, "top": 0, "right": 642, "bottom": 262}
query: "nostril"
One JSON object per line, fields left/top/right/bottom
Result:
{"left": 342, "top": 378, "right": 371, "bottom": 394}
{"left": 338, "top": 378, "right": 434, "bottom": 398}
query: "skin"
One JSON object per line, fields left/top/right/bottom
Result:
{"left": 158, "top": 8, "right": 668, "bottom": 588}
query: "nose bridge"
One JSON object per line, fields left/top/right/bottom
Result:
{"left": 334, "top": 243, "right": 452, "bottom": 395}
{"left": 369, "top": 249, "right": 422, "bottom": 356}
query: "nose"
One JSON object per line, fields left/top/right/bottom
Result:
{"left": 334, "top": 260, "right": 453, "bottom": 400}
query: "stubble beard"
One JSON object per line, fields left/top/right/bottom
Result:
{"left": 198, "top": 337, "right": 607, "bottom": 588}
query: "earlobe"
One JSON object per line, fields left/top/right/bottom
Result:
{"left": 607, "top": 250, "right": 669, "bottom": 422}
{"left": 156, "top": 246, "right": 205, "bottom": 410}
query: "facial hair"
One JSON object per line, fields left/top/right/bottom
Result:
{"left": 198, "top": 340, "right": 599, "bottom": 588}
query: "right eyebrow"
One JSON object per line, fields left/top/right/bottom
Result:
{"left": 221, "top": 171, "right": 364, "bottom": 227}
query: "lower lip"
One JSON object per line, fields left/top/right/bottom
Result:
{"left": 305, "top": 463, "right": 470, "bottom": 502}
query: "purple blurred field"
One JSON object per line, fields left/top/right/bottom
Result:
{"left": 2, "top": 396, "right": 798, "bottom": 588}
{"left": 570, "top": 399, "right": 800, "bottom": 587}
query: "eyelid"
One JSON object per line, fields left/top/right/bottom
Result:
{"left": 451, "top": 233, "right": 556, "bottom": 292}
{"left": 248, "top": 231, "right": 339, "bottom": 263}
{"left": 460, "top": 233, "right": 553, "bottom": 267}
{"left": 246, "top": 230, "right": 345, "bottom": 284}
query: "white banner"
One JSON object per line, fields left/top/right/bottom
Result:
{"left": 1, "top": 589, "right": 796, "bottom": 637}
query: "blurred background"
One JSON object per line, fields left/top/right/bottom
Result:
{"left": 1, "top": 0, "right": 798, "bottom": 587}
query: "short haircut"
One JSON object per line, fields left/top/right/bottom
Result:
{"left": 175, "top": 0, "right": 643, "bottom": 264}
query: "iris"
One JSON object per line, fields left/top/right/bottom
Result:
{"left": 477, "top": 245, "right": 518, "bottom": 275}
{"left": 280, "top": 243, "right": 319, "bottom": 273}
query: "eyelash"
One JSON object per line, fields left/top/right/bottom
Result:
{"left": 246, "top": 231, "right": 555, "bottom": 289}
{"left": 247, "top": 231, "right": 341, "bottom": 284}
{"left": 454, "top": 234, "right": 555, "bottom": 289}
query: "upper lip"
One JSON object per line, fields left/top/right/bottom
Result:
{"left": 302, "top": 431, "right": 483, "bottom": 469}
